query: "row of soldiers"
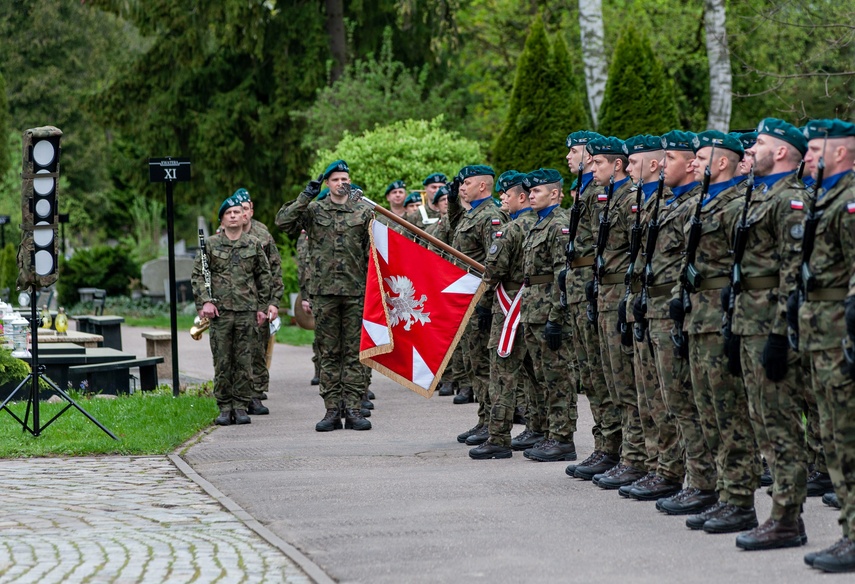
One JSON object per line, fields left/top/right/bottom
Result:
{"left": 422, "top": 119, "right": 855, "bottom": 573}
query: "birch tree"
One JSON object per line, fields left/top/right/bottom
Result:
{"left": 578, "top": 0, "right": 608, "bottom": 128}
{"left": 704, "top": 0, "right": 732, "bottom": 130}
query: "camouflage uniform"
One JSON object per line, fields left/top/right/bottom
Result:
{"left": 482, "top": 208, "right": 538, "bottom": 447}
{"left": 192, "top": 232, "right": 272, "bottom": 411}
{"left": 448, "top": 194, "right": 506, "bottom": 426}
{"left": 248, "top": 218, "right": 284, "bottom": 399}
{"left": 521, "top": 206, "right": 577, "bottom": 443}
{"left": 295, "top": 229, "right": 319, "bottom": 378}
{"left": 678, "top": 181, "right": 761, "bottom": 508}
{"left": 276, "top": 192, "right": 373, "bottom": 410}
{"left": 798, "top": 171, "right": 855, "bottom": 540}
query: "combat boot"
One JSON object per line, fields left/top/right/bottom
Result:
{"left": 457, "top": 424, "right": 484, "bottom": 443}
{"left": 465, "top": 425, "right": 489, "bottom": 445}
{"left": 629, "top": 475, "right": 683, "bottom": 501}
{"left": 813, "top": 537, "right": 855, "bottom": 573}
{"left": 438, "top": 381, "right": 455, "bottom": 396}
{"left": 453, "top": 386, "right": 474, "bottom": 404}
{"left": 822, "top": 492, "right": 840, "bottom": 509}
{"left": 619, "top": 472, "right": 656, "bottom": 498}
{"left": 344, "top": 408, "right": 371, "bottom": 430}
{"left": 513, "top": 406, "right": 527, "bottom": 425}
{"left": 511, "top": 428, "right": 544, "bottom": 451}
{"left": 315, "top": 408, "right": 342, "bottom": 432}
{"left": 310, "top": 375, "right": 320, "bottom": 385}
{"left": 686, "top": 500, "right": 729, "bottom": 530}
{"left": 760, "top": 459, "right": 773, "bottom": 486}
{"left": 806, "top": 470, "right": 833, "bottom": 497}
{"left": 735, "top": 517, "right": 806, "bottom": 550}
{"left": 247, "top": 398, "right": 269, "bottom": 415}
{"left": 525, "top": 438, "right": 577, "bottom": 462}
{"left": 574, "top": 452, "right": 620, "bottom": 481}
{"left": 805, "top": 537, "right": 852, "bottom": 567}
{"left": 596, "top": 464, "right": 646, "bottom": 490}
{"left": 469, "top": 441, "right": 512, "bottom": 460}
{"left": 214, "top": 409, "right": 233, "bottom": 426}
{"left": 362, "top": 393, "right": 374, "bottom": 410}
{"left": 702, "top": 503, "right": 757, "bottom": 534}
{"left": 233, "top": 409, "right": 251, "bottom": 424}
{"left": 567, "top": 450, "right": 605, "bottom": 477}
{"left": 659, "top": 487, "right": 719, "bottom": 516}
{"left": 367, "top": 389, "right": 376, "bottom": 400}
{"left": 259, "top": 392, "right": 268, "bottom": 400}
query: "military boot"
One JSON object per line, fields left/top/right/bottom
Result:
{"left": 464, "top": 425, "right": 489, "bottom": 445}
{"left": 596, "top": 464, "right": 646, "bottom": 490}
{"left": 813, "top": 537, "right": 855, "bottom": 573}
{"left": 735, "top": 516, "right": 807, "bottom": 550}
{"left": 806, "top": 470, "right": 833, "bottom": 497}
{"left": 315, "top": 408, "right": 342, "bottom": 432}
{"left": 659, "top": 487, "right": 719, "bottom": 515}
{"left": 686, "top": 500, "right": 729, "bottom": 530}
{"left": 457, "top": 424, "right": 484, "bottom": 443}
{"left": 511, "top": 428, "right": 544, "bottom": 451}
{"left": 469, "top": 441, "right": 512, "bottom": 460}
{"left": 438, "top": 381, "right": 456, "bottom": 396}
{"left": 344, "top": 408, "right": 371, "bottom": 430}
{"left": 822, "top": 492, "right": 841, "bottom": 509}
{"left": 702, "top": 504, "right": 758, "bottom": 534}
{"left": 453, "top": 386, "right": 474, "bottom": 404}
{"left": 513, "top": 406, "right": 527, "bottom": 425}
{"left": 310, "top": 376, "right": 320, "bottom": 385}
{"left": 573, "top": 452, "right": 620, "bottom": 481}
{"left": 760, "top": 459, "right": 773, "bottom": 486}
{"left": 629, "top": 475, "right": 683, "bottom": 501}
{"left": 619, "top": 473, "right": 656, "bottom": 498}
{"left": 247, "top": 398, "right": 269, "bottom": 415}
{"left": 367, "top": 389, "right": 376, "bottom": 400}
{"left": 362, "top": 393, "right": 374, "bottom": 410}
{"left": 233, "top": 409, "right": 251, "bottom": 424}
{"left": 566, "top": 450, "right": 604, "bottom": 477}
{"left": 214, "top": 409, "right": 233, "bottom": 426}
{"left": 805, "top": 537, "right": 852, "bottom": 568}
{"left": 524, "top": 438, "right": 577, "bottom": 462}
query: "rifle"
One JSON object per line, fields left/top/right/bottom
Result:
{"left": 619, "top": 177, "right": 644, "bottom": 342}
{"left": 589, "top": 162, "right": 618, "bottom": 323}
{"left": 636, "top": 167, "right": 665, "bottom": 341}
{"left": 722, "top": 167, "right": 755, "bottom": 358}
{"left": 559, "top": 158, "right": 586, "bottom": 308}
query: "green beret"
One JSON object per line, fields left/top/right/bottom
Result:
{"left": 322, "top": 159, "right": 349, "bottom": 180}
{"left": 731, "top": 131, "right": 757, "bottom": 150}
{"left": 423, "top": 173, "right": 448, "bottom": 186}
{"left": 756, "top": 118, "right": 807, "bottom": 154}
{"left": 586, "top": 136, "right": 625, "bottom": 156}
{"left": 565, "top": 130, "right": 604, "bottom": 148}
{"left": 803, "top": 118, "right": 855, "bottom": 141}
{"left": 457, "top": 165, "right": 495, "bottom": 180}
{"left": 496, "top": 170, "right": 526, "bottom": 192}
{"left": 317, "top": 187, "right": 330, "bottom": 201}
{"left": 522, "top": 168, "right": 563, "bottom": 190}
{"left": 218, "top": 195, "right": 243, "bottom": 220}
{"left": 569, "top": 178, "right": 579, "bottom": 190}
{"left": 385, "top": 180, "right": 406, "bottom": 196}
{"left": 623, "top": 134, "right": 663, "bottom": 155}
{"left": 233, "top": 187, "right": 250, "bottom": 203}
{"left": 692, "top": 130, "right": 744, "bottom": 157}
{"left": 433, "top": 185, "right": 450, "bottom": 205}
{"left": 404, "top": 192, "right": 422, "bottom": 206}
{"left": 660, "top": 130, "right": 696, "bottom": 151}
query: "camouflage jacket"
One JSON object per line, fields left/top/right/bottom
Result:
{"left": 426, "top": 214, "right": 452, "bottom": 245}
{"left": 448, "top": 195, "right": 506, "bottom": 263}
{"left": 799, "top": 171, "right": 855, "bottom": 351}
{"left": 192, "top": 231, "right": 271, "bottom": 313}
{"left": 521, "top": 207, "right": 570, "bottom": 324}
{"left": 296, "top": 229, "right": 310, "bottom": 298}
{"left": 565, "top": 182, "right": 602, "bottom": 306}
{"left": 592, "top": 179, "right": 634, "bottom": 312}
{"left": 275, "top": 192, "right": 372, "bottom": 297}
{"left": 482, "top": 208, "right": 537, "bottom": 315}
{"left": 408, "top": 205, "right": 440, "bottom": 231}
{"left": 675, "top": 181, "right": 744, "bottom": 335}
{"left": 731, "top": 173, "right": 807, "bottom": 337}
{"left": 248, "top": 218, "right": 284, "bottom": 307}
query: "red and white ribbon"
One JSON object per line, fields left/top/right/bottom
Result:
{"left": 496, "top": 283, "right": 524, "bottom": 358}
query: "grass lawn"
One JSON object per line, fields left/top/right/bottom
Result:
{"left": 0, "top": 387, "right": 218, "bottom": 457}
{"left": 123, "top": 314, "right": 314, "bottom": 346}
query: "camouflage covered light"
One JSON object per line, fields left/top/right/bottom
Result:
{"left": 18, "top": 126, "right": 62, "bottom": 289}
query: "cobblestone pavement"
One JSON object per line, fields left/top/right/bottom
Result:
{"left": 0, "top": 456, "right": 313, "bottom": 584}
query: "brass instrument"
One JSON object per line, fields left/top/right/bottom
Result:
{"left": 192, "top": 228, "right": 215, "bottom": 340}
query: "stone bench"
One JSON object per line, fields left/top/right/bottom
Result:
{"left": 69, "top": 356, "right": 164, "bottom": 395}
{"left": 142, "top": 331, "right": 173, "bottom": 379}
{"left": 74, "top": 315, "right": 124, "bottom": 350}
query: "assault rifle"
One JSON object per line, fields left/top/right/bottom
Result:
{"left": 636, "top": 167, "right": 665, "bottom": 341}
{"left": 559, "top": 159, "right": 586, "bottom": 308}
{"left": 589, "top": 162, "right": 618, "bottom": 323}
{"left": 722, "top": 167, "right": 755, "bottom": 371}
{"left": 619, "top": 177, "right": 644, "bottom": 344}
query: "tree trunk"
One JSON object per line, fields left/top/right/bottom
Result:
{"left": 578, "top": 0, "right": 608, "bottom": 129}
{"left": 704, "top": 0, "right": 732, "bottom": 131}
{"left": 325, "top": 0, "right": 346, "bottom": 83}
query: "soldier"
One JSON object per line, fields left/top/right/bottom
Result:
{"left": 404, "top": 192, "right": 422, "bottom": 217}
{"left": 275, "top": 160, "right": 374, "bottom": 431}
{"left": 671, "top": 131, "right": 762, "bottom": 534}
{"left": 422, "top": 172, "right": 448, "bottom": 213}
{"left": 721, "top": 118, "right": 810, "bottom": 550}
{"left": 447, "top": 165, "right": 506, "bottom": 445}
{"left": 469, "top": 170, "right": 538, "bottom": 459}
{"left": 518, "top": 168, "right": 577, "bottom": 462}
{"left": 192, "top": 194, "right": 273, "bottom": 426}
{"left": 385, "top": 180, "right": 408, "bottom": 218}
{"left": 797, "top": 119, "right": 855, "bottom": 573}
{"left": 234, "top": 188, "right": 283, "bottom": 415}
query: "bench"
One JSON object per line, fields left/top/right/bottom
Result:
{"left": 141, "top": 331, "right": 172, "bottom": 378}
{"left": 73, "top": 315, "right": 124, "bottom": 350}
{"left": 68, "top": 356, "right": 164, "bottom": 395}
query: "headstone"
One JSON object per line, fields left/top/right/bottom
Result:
{"left": 141, "top": 257, "right": 195, "bottom": 301}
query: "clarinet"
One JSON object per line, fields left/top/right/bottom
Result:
{"left": 191, "top": 229, "right": 216, "bottom": 340}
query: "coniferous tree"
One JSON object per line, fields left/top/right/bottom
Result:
{"left": 0, "top": 73, "right": 8, "bottom": 181}
{"left": 597, "top": 24, "right": 679, "bottom": 138}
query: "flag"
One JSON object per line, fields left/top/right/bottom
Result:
{"left": 360, "top": 220, "right": 485, "bottom": 397}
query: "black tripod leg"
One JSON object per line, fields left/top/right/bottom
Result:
{"left": 35, "top": 374, "right": 118, "bottom": 440}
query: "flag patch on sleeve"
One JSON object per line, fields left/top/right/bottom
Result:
{"left": 561, "top": 228, "right": 570, "bottom": 234}
{"left": 848, "top": 201, "right": 855, "bottom": 214}
{"left": 494, "top": 231, "right": 503, "bottom": 238}
{"left": 598, "top": 193, "right": 608, "bottom": 201}
{"left": 790, "top": 200, "right": 804, "bottom": 210}
{"left": 491, "top": 218, "right": 502, "bottom": 225}
{"left": 631, "top": 205, "right": 639, "bottom": 213}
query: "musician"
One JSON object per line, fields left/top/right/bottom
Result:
{"left": 192, "top": 194, "right": 274, "bottom": 426}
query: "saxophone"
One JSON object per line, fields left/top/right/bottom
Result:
{"left": 191, "top": 228, "right": 215, "bottom": 340}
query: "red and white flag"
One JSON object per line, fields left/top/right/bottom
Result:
{"left": 360, "top": 220, "right": 485, "bottom": 397}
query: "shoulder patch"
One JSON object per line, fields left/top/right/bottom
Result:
{"left": 494, "top": 231, "right": 503, "bottom": 238}
{"left": 631, "top": 205, "right": 639, "bottom": 213}
{"left": 561, "top": 227, "right": 570, "bottom": 234}
{"left": 790, "top": 200, "right": 804, "bottom": 210}
{"left": 489, "top": 243, "right": 499, "bottom": 255}
{"left": 790, "top": 223, "right": 804, "bottom": 240}
{"left": 491, "top": 218, "right": 502, "bottom": 225}
{"left": 848, "top": 202, "right": 855, "bottom": 214}
{"left": 597, "top": 193, "right": 608, "bottom": 202}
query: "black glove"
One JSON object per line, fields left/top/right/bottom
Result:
{"left": 448, "top": 176, "right": 461, "bottom": 201}
{"left": 475, "top": 305, "right": 492, "bottom": 333}
{"left": 632, "top": 295, "right": 646, "bottom": 323}
{"left": 761, "top": 333, "right": 789, "bottom": 382}
{"left": 846, "top": 296, "right": 855, "bottom": 339}
{"left": 669, "top": 297, "right": 684, "bottom": 323}
{"left": 724, "top": 331, "right": 742, "bottom": 376}
{"left": 544, "top": 320, "right": 562, "bottom": 351}
{"left": 585, "top": 280, "right": 596, "bottom": 303}
{"left": 617, "top": 299, "right": 628, "bottom": 330}
{"left": 304, "top": 173, "right": 324, "bottom": 197}
{"left": 720, "top": 285, "right": 732, "bottom": 312}
{"left": 786, "top": 291, "right": 799, "bottom": 335}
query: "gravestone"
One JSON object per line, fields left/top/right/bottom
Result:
{"left": 141, "top": 256, "right": 195, "bottom": 302}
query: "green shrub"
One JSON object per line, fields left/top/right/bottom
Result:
{"left": 0, "top": 346, "right": 31, "bottom": 387}
{"left": 278, "top": 235, "right": 298, "bottom": 309}
{"left": 0, "top": 242, "right": 17, "bottom": 297}
{"left": 57, "top": 245, "right": 140, "bottom": 306}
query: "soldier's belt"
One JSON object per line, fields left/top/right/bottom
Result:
{"left": 742, "top": 276, "right": 779, "bottom": 290}
{"left": 570, "top": 256, "right": 594, "bottom": 268}
{"left": 649, "top": 283, "right": 675, "bottom": 298}
{"left": 807, "top": 288, "right": 848, "bottom": 301}
{"left": 501, "top": 281, "right": 523, "bottom": 294}
{"left": 599, "top": 273, "right": 625, "bottom": 286}
{"left": 523, "top": 275, "right": 552, "bottom": 286}
{"left": 696, "top": 276, "right": 730, "bottom": 291}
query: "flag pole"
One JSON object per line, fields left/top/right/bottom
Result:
{"left": 354, "top": 193, "right": 485, "bottom": 274}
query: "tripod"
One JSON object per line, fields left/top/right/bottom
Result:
{"left": 0, "top": 286, "right": 117, "bottom": 439}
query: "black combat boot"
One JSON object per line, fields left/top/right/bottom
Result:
{"left": 658, "top": 487, "right": 719, "bottom": 515}
{"left": 629, "top": 475, "right": 683, "bottom": 501}
{"left": 735, "top": 516, "right": 807, "bottom": 550}
{"left": 469, "top": 441, "right": 512, "bottom": 460}
{"left": 233, "top": 409, "right": 251, "bottom": 424}
{"left": 813, "top": 537, "right": 855, "bottom": 573}
{"left": 464, "top": 425, "right": 489, "bottom": 445}
{"left": 511, "top": 428, "right": 544, "bottom": 451}
{"left": 453, "top": 386, "right": 475, "bottom": 404}
{"left": 702, "top": 503, "right": 758, "bottom": 534}
{"left": 457, "top": 424, "right": 484, "bottom": 443}
{"left": 214, "top": 409, "right": 233, "bottom": 426}
{"left": 573, "top": 452, "right": 620, "bottom": 481}
{"left": 806, "top": 470, "right": 833, "bottom": 497}
{"left": 438, "top": 381, "right": 456, "bottom": 396}
{"left": 247, "top": 398, "right": 269, "bottom": 415}
{"left": 315, "top": 408, "right": 342, "bottom": 432}
{"left": 344, "top": 408, "right": 372, "bottom": 430}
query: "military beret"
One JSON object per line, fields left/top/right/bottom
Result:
{"left": 522, "top": 168, "right": 564, "bottom": 190}
{"left": 404, "top": 192, "right": 422, "bottom": 206}
{"left": 565, "top": 130, "right": 604, "bottom": 148}
{"left": 218, "top": 195, "right": 243, "bottom": 220}
{"left": 423, "top": 173, "right": 448, "bottom": 186}
{"left": 496, "top": 170, "right": 526, "bottom": 192}
{"left": 756, "top": 118, "right": 808, "bottom": 154}
{"left": 660, "top": 130, "right": 696, "bottom": 151}
{"left": 433, "top": 185, "right": 450, "bottom": 205}
{"left": 586, "top": 136, "right": 625, "bottom": 156}
{"left": 731, "top": 131, "right": 757, "bottom": 150}
{"left": 569, "top": 178, "right": 579, "bottom": 190}
{"left": 803, "top": 118, "right": 855, "bottom": 141}
{"left": 232, "top": 187, "right": 250, "bottom": 203}
{"left": 457, "top": 165, "right": 495, "bottom": 180}
{"left": 692, "top": 130, "right": 744, "bottom": 157}
{"left": 385, "top": 180, "right": 406, "bottom": 196}
{"left": 322, "top": 159, "right": 349, "bottom": 180}
{"left": 317, "top": 187, "right": 330, "bottom": 201}
{"left": 623, "top": 134, "right": 663, "bottom": 155}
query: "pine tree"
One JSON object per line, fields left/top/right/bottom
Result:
{"left": 597, "top": 24, "right": 679, "bottom": 138}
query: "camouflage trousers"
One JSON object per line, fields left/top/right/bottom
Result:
{"left": 448, "top": 343, "right": 466, "bottom": 385}
{"left": 249, "top": 320, "right": 270, "bottom": 398}
{"left": 806, "top": 346, "right": 855, "bottom": 538}
{"left": 462, "top": 318, "right": 491, "bottom": 425}
{"left": 689, "top": 332, "right": 761, "bottom": 507}
{"left": 209, "top": 310, "right": 254, "bottom": 411}
{"left": 312, "top": 294, "right": 365, "bottom": 410}
{"left": 598, "top": 309, "right": 645, "bottom": 466}
{"left": 634, "top": 325, "right": 685, "bottom": 483}
{"left": 312, "top": 336, "right": 319, "bottom": 381}
{"left": 649, "top": 322, "right": 716, "bottom": 491}
{"left": 487, "top": 330, "right": 538, "bottom": 447}
{"left": 568, "top": 301, "right": 620, "bottom": 454}
{"left": 740, "top": 334, "right": 807, "bottom": 520}
{"left": 801, "top": 351, "right": 827, "bottom": 473}
{"left": 523, "top": 322, "right": 577, "bottom": 442}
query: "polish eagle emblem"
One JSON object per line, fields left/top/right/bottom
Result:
{"left": 384, "top": 275, "right": 431, "bottom": 331}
